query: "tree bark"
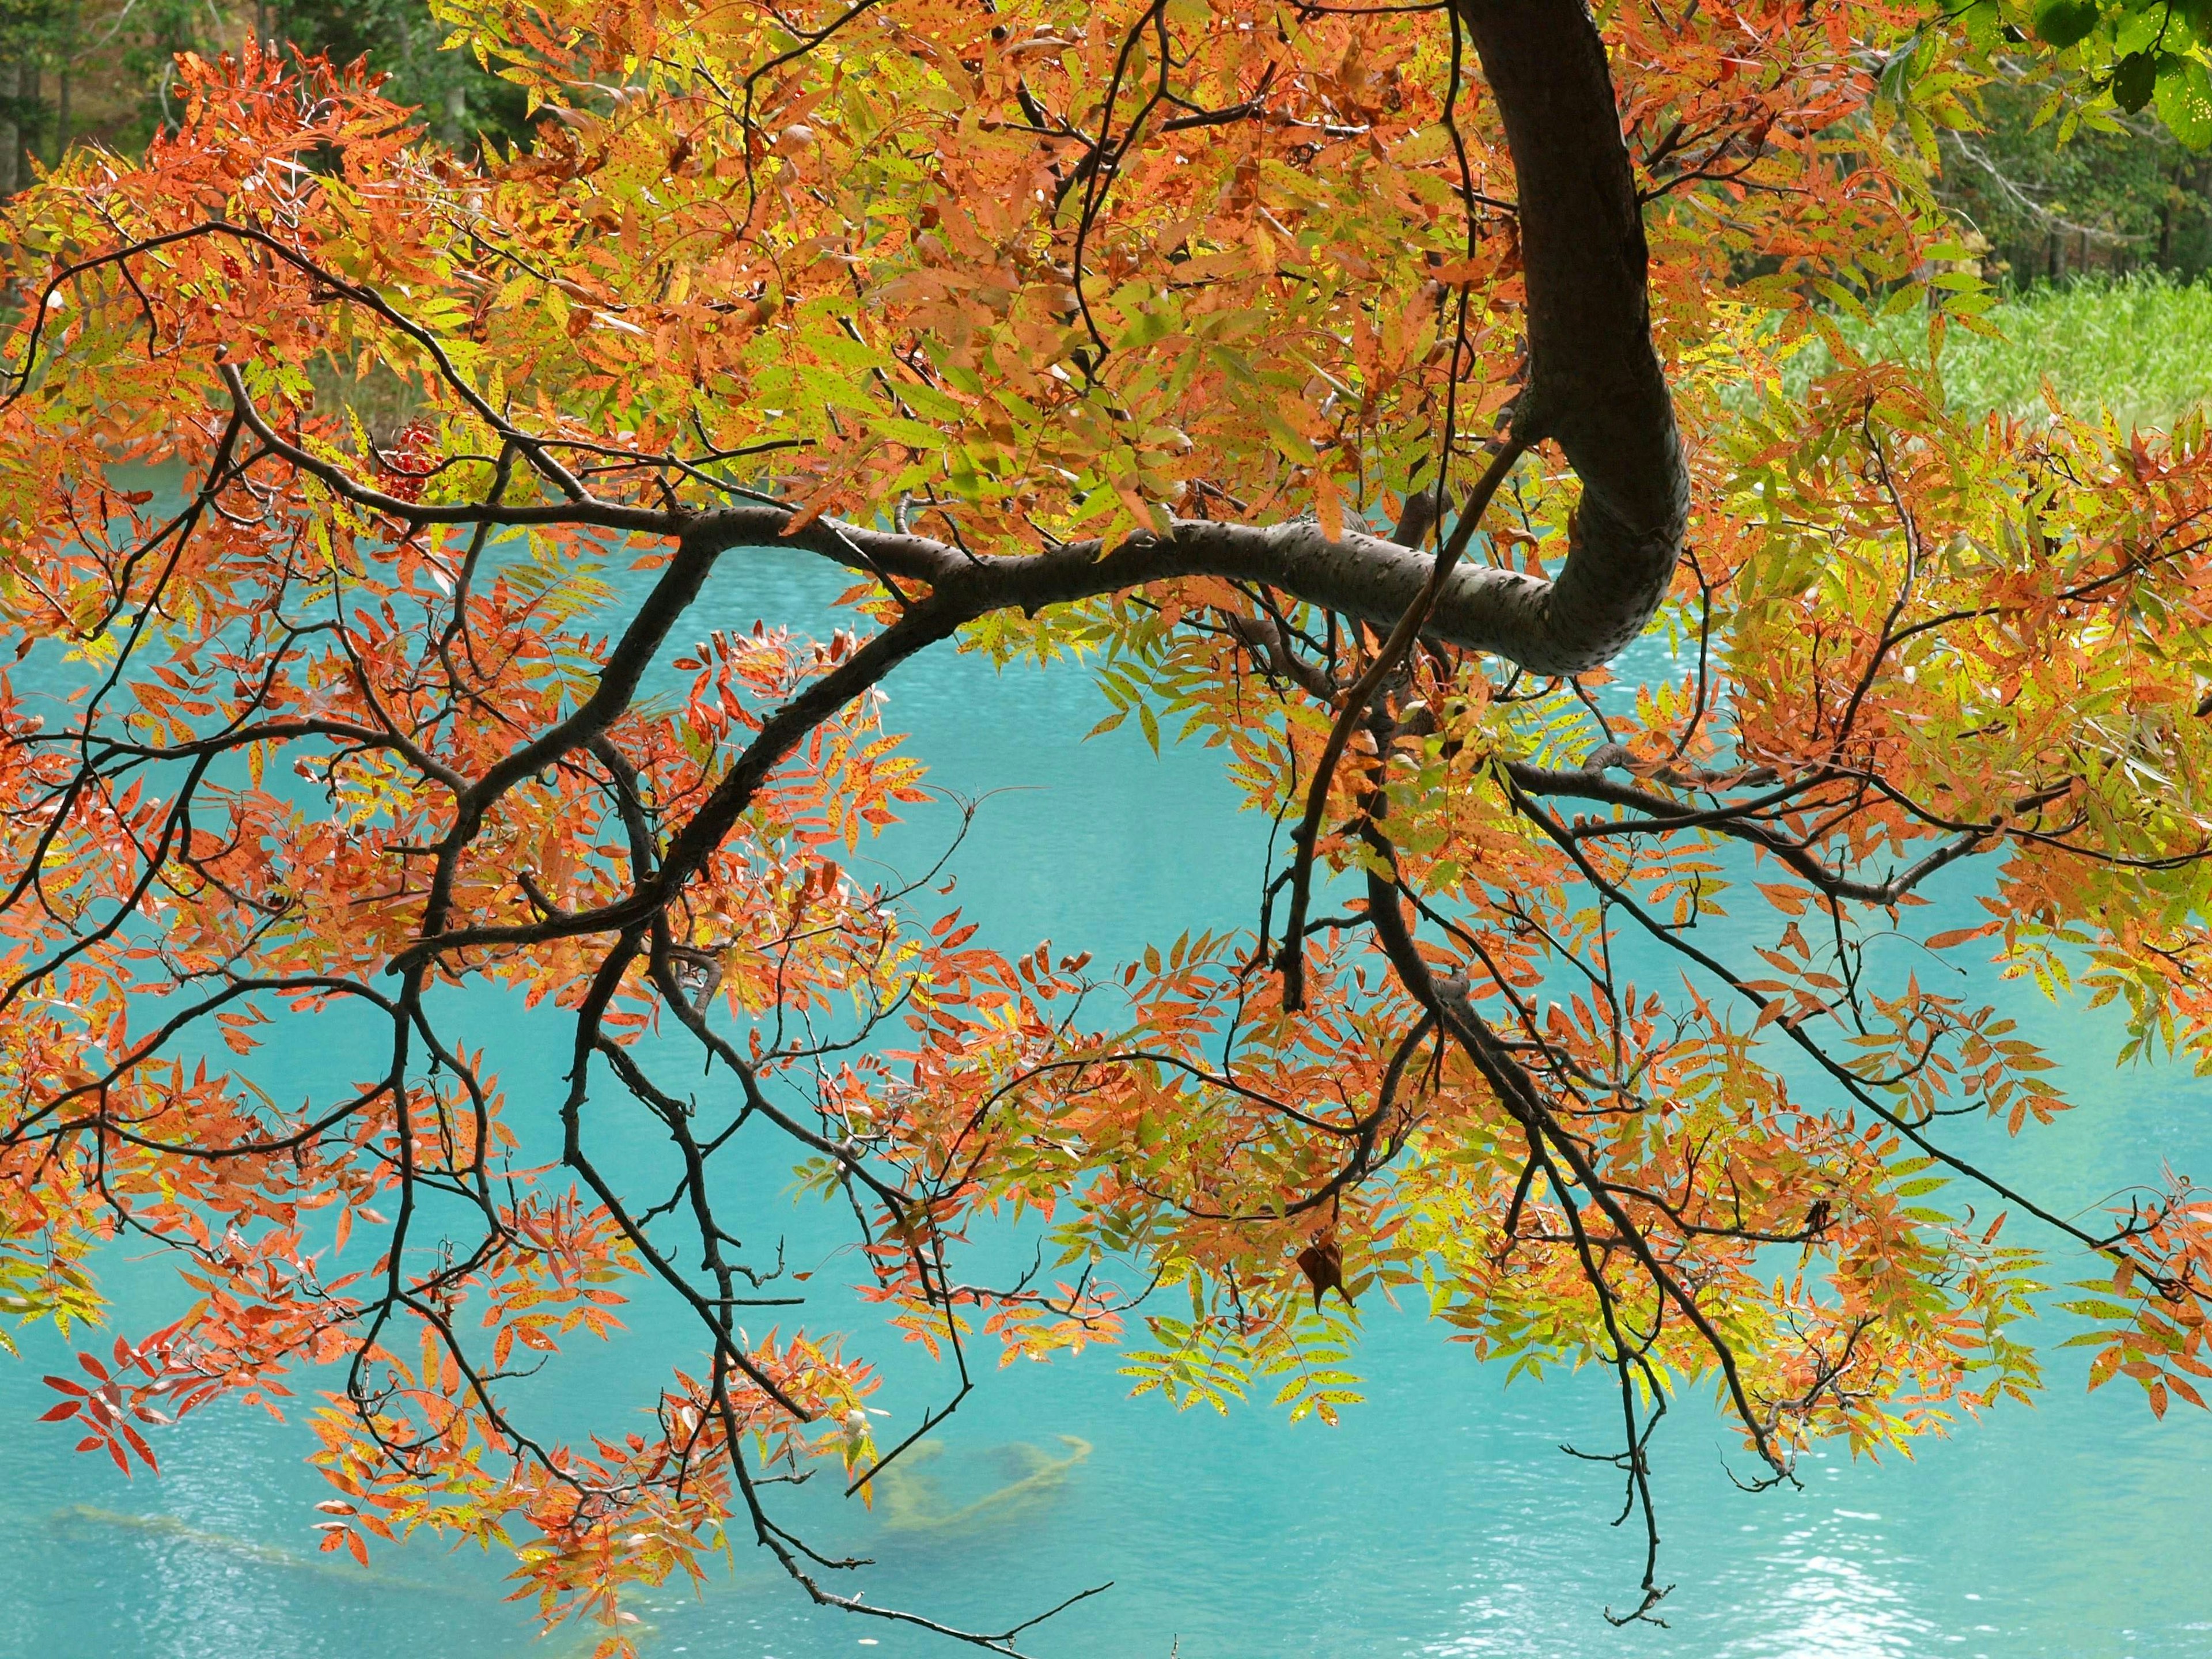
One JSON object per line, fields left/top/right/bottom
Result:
{"left": 1450, "top": 0, "right": 1688, "bottom": 671}
{"left": 692, "top": 509, "right": 1643, "bottom": 673}
{"left": 0, "top": 62, "right": 20, "bottom": 199}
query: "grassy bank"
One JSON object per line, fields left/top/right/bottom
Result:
{"left": 1800, "top": 272, "right": 2212, "bottom": 431}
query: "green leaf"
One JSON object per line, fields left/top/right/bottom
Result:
{"left": 1876, "top": 36, "right": 1919, "bottom": 107}
{"left": 2058, "top": 1298, "right": 2143, "bottom": 1320}
{"left": 2115, "top": 50, "right": 2158, "bottom": 112}
{"left": 2031, "top": 0, "right": 2101, "bottom": 48}
{"left": 868, "top": 415, "right": 949, "bottom": 450}
{"left": 1258, "top": 406, "right": 1319, "bottom": 466}
{"left": 2154, "top": 55, "right": 2212, "bottom": 148}
{"left": 897, "top": 380, "right": 969, "bottom": 422}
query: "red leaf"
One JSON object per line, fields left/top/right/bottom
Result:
{"left": 1295, "top": 1238, "right": 1353, "bottom": 1310}
{"left": 778, "top": 497, "right": 828, "bottom": 537}
{"left": 119, "top": 1422, "right": 159, "bottom": 1472}
{"left": 1925, "top": 923, "right": 1998, "bottom": 952}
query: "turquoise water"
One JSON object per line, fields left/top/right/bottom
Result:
{"left": 4, "top": 552, "right": 2211, "bottom": 1659}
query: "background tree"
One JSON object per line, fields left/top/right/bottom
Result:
{"left": 1927, "top": 0, "right": 2212, "bottom": 276}
{"left": 6, "top": 2, "right": 2212, "bottom": 1653}
{"left": 0, "top": 0, "right": 530, "bottom": 186}
{"left": 256, "top": 0, "right": 530, "bottom": 153}
{"left": 0, "top": 0, "right": 62, "bottom": 192}
{"left": 1938, "top": 53, "right": 2212, "bottom": 280}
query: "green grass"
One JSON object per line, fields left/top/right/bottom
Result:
{"left": 1806, "top": 272, "right": 2212, "bottom": 431}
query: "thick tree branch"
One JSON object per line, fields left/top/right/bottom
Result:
{"left": 1455, "top": 0, "right": 1688, "bottom": 669}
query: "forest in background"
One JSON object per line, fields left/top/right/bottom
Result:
{"left": 0, "top": 0, "right": 529, "bottom": 185}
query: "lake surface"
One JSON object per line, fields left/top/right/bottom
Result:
{"left": 4, "top": 550, "right": 2210, "bottom": 1659}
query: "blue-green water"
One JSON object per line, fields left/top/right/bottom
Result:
{"left": 4, "top": 553, "right": 2210, "bottom": 1659}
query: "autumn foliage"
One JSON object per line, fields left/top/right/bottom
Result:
{"left": 5, "top": 0, "right": 2212, "bottom": 1648}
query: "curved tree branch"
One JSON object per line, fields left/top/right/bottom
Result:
{"left": 1455, "top": 0, "right": 1689, "bottom": 671}
{"left": 663, "top": 0, "right": 1685, "bottom": 678}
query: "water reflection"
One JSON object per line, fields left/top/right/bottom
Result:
{"left": 5, "top": 552, "right": 2212, "bottom": 1657}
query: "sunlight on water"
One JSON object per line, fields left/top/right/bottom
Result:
{"left": 5, "top": 550, "right": 2210, "bottom": 1658}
